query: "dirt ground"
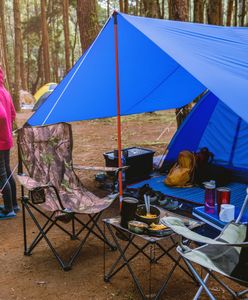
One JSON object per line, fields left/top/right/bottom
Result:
{"left": 0, "top": 110, "right": 240, "bottom": 300}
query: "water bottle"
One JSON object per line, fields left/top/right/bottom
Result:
{"left": 204, "top": 180, "right": 216, "bottom": 214}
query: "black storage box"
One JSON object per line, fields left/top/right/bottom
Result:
{"left": 103, "top": 147, "right": 155, "bottom": 184}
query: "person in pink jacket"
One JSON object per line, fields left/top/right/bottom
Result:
{"left": 0, "top": 67, "right": 18, "bottom": 219}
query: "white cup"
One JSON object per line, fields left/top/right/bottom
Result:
{"left": 219, "top": 204, "right": 235, "bottom": 222}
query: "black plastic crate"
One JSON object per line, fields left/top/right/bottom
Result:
{"left": 103, "top": 147, "right": 155, "bottom": 183}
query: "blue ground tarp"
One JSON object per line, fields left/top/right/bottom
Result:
{"left": 130, "top": 175, "right": 247, "bottom": 206}
{"left": 27, "top": 12, "right": 248, "bottom": 126}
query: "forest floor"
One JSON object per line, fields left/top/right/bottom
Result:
{"left": 0, "top": 110, "right": 240, "bottom": 300}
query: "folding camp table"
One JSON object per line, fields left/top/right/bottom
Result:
{"left": 103, "top": 209, "right": 203, "bottom": 300}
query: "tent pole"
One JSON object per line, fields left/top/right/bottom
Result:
{"left": 114, "top": 11, "right": 123, "bottom": 207}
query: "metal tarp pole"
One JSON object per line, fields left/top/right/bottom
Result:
{"left": 114, "top": 11, "right": 123, "bottom": 207}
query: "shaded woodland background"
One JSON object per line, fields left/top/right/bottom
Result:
{"left": 0, "top": 0, "right": 247, "bottom": 114}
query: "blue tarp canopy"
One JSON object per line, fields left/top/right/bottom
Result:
{"left": 27, "top": 12, "right": 248, "bottom": 126}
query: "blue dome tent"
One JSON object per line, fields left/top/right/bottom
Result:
{"left": 166, "top": 92, "right": 248, "bottom": 174}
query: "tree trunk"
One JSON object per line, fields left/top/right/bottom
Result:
{"left": 135, "top": 0, "right": 139, "bottom": 15}
{"left": 63, "top": 0, "right": 70, "bottom": 73}
{"left": 139, "top": 0, "right": 143, "bottom": 15}
{"left": 161, "top": 0, "right": 165, "bottom": 18}
{"left": 107, "top": 0, "right": 110, "bottom": 17}
{"left": 31, "top": 45, "right": 42, "bottom": 94}
{"left": 71, "top": 20, "right": 78, "bottom": 66}
{"left": 234, "top": 0, "right": 238, "bottom": 25}
{"left": 142, "top": 0, "right": 161, "bottom": 18}
{"left": 0, "top": 16, "right": 6, "bottom": 78}
{"left": 20, "top": 29, "right": 27, "bottom": 90}
{"left": 194, "top": 0, "right": 204, "bottom": 23}
{"left": 26, "top": 0, "right": 30, "bottom": 90}
{"left": 119, "top": 0, "right": 124, "bottom": 12}
{"left": 169, "top": 0, "right": 190, "bottom": 128}
{"left": 207, "top": 0, "right": 223, "bottom": 25}
{"left": 13, "top": 0, "right": 27, "bottom": 90}
{"left": 124, "top": 0, "right": 129, "bottom": 13}
{"left": 168, "top": 0, "right": 173, "bottom": 19}
{"left": 170, "top": 0, "right": 188, "bottom": 21}
{"left": 77, "top": 0, "right": 99, "bottom": 53}
{"left": 41, "top": 0, "right": 51, "bottom": 82}
{"left": 240, "top": 0, "right": 246, "bottom": 26}
{"left": 13, "top": 0, "right": 21, "bottom": 111}
{"left": 0, "top": 0, "right": 11, "bottom": 89}
{"left": 226, "top": 0, "right": 234, "bottom": 25}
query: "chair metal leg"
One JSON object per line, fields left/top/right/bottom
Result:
{"left": 22, "top": 201, "right": 104, "bottom": 271}
{"left": 71, "top": 216, "right": 77, "bottom": 240}
{"left": 183, "top": 259, "right": 216, "bottom": 300}
{"left": 24, "top": 204, "right": 74, "bottom": 255}
{"left": 237, "top": 288, "right": 248, "bottom": 297}
{"left": 25, "top": 203, "right": 69, "bottom": 270}
{"left": 89, "top": 214, "right": 116, "bottom": 250}
{"left": 22, "top": 200, "right": 28, "bottom": 255}
{"left": 67, "top": 214, "right": 97, "bottom": 268}
{"left": 193, "top": 273, "right": 210, "bottom": 300}
{"left": 207, "top": 269, "right": 239, "bottom": 299}
{"left": 74, "top": 213, "right": 116, "bottom": 250}
{"left": 156, "top": 242, "right": 196, "bottom": 282}
{"left": 28, "top": 202, "right": 76, "bottom": 238}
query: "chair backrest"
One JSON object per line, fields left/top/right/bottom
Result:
{"left": 222, "top": 222, "right": 248, "bottom": 285}
{"left": 199, "top": 222, "right": 248, "bottom": 286}
{"left": 18, "top": 123, "right": 77, "bottom": 190}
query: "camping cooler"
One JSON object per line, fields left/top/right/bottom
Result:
{"left": 103, "top": 147, "right": 155, "bottom": 184}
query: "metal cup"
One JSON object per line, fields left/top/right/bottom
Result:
{"left": 120, "top": 197, "right": 139, "bottom": 228}
{"left": 216, "top": 187, "right": 231, "bottom": 214}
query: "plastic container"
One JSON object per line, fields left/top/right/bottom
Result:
{"left": 204, "top": 181, "right": 216, "bottom": 214}
{"left": 103, "top": 147, "right": 155, "bottom": 183}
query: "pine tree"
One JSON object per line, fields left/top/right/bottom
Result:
{"left": 41, "top": 0, "right": 51, "bottom": 82}
{"left": 77, "top": 0, "right": 99, "bottom": 53}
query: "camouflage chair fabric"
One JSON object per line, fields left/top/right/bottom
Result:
{"left": 17, "top": 123, "right": 114, "bottom": 214}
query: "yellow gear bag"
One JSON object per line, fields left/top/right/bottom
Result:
{"left": 164, "top": 151, "right": 196, "bottom": 187}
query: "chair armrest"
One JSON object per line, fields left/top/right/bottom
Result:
{"left": 17, "top": 174, "right": 65, "bottom": 210}
{"left": 16, "top": 174, "right": 51, "bottom": 191}
{"left": 161, "top": 217, "right": 248, "bottom": 247}
{"left": 73, "top": 164, "right": 129, "bottom": 172}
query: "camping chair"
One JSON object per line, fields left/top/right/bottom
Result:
{"left": 161, "top": 190, "right": 248, "bottom": 299}
{"left": 17, "top": 122, "right": 120, "bottom": 271}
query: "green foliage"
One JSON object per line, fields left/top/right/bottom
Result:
{"left": 69, "top": 0, "right": 77, "bottom": 8}
{"left": 22, "top": 15, "right": 40, "bottom": 35}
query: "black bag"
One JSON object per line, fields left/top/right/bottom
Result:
{"left": 193, "top": 147, "right": 214, "bottom": 185}
{"left": 194, "top": 147, "right": 231, "bottom": 187}
{"left": 199, "top": 164, "right": 232, "bottom": 187}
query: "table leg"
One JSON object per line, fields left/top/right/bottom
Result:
{"left": 106, "top": 224, "right": 147, "bottom": 299}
